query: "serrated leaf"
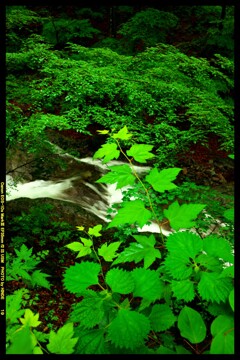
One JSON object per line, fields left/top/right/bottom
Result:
{"left": 149, "top": 304, "right": 176, "bottom": 331}
{"left": 69, "top": 296, "right": 105, "bottom": 329}
{"left": 47, "top": 323, "right": 78, "bottom": 354}
{"left": 96, "top": 164, "right": 136, "bottom": 189}
{"left": 20, "top": 309, "right": 41, "bottom": 328}
{"left": 112, "top": 234, "right": 161, "bottom": 269}
{"left": 223, "top": 208, "right": 234, "bottom": 222}
{"left": 75, "top": 328, "right": 108, "bottom": 354}
{"left": 166, "top": 231, "right": 202, "bottom": 259}
{"left": 145, "top": 167, "right": 181, "bottom": 192}
{"left": 126, "top": 144, "right": 155, "bottom": 163}
{"left": 196, "top": 253, "right": 222, "bottom": 272}
{"left": 178, "top": 306, "right": 206, "bottom": 344}
{"left": 164, "top": 255, "right": 193, "bottom": 280}
{"left": 31, "top": 270, "right": 51, "bottom": 289}
{"left": 220, "top": 265, "right": 234, "bottom": 278}
{"left": 164, "top": 201, "right": 206, "bottom": 231}
{"left": 65, "top": 240, "right": 92, "bottom": 258}
{"left": 198, "top": 272, "right": 233, "bottom": 303}
{"left": 6, "top": 289, "right": 27, "bottom": 325}
{"left": 132, "top": 268, "right": 164, "bottom": 301}
{"left": 63, "top": 261, "right": 101, "bottom": 294}
{"left": 106, "top": 268, "right": 134, "bottom": 294}
{"left": 88, "top": 224, "right": 102, "bottom": 237}
{"left": 107, "top": 308, "right": 150, "bottom": 350}
{"left": 98, "top": 241, "right": 121, "bottom": 261}
{"left": 171, "top": 279, "right": 195, "bottom": 302}
{"left": 112, "top": 125, "right": 132, "bottom": 140}
{"left": 107, "top": 200, "right": 152, "bottom": 229}
{"left": 210, "top": 315, "right": 234, "bottom": 354}
{"left": 229, "top": 289, "right": 234, "bottom": 311}
{"left": 203, "top": 236, "right": 234, "bottom": 263}
{"left": 93, "top": 143, "right": 120, "bottom": 163}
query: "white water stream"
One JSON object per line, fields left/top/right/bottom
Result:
{"left": 6, "top": 143, "right": 230, "bottom": 239}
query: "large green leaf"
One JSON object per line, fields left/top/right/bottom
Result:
{"left": 69, "top": 295, "right": 105, "bottom": 329}
{"left": 126, "top": 144, "right": 155, "bottom": 163}
{"left": 171, "top": 279, "right": 195, "bottom": 302}
{"left": 107, "top": 200, "right": 152, "bottom": 229}
{"left": 165, "top": 231, "right": 202, "bottom": 259}
{"left": 149, "top": 304, "right": 176, "bottom": 331}
{"left": 107, "top": 308, "right": 150, "bottom": 350}
{"left": 163, "top": 255, "right": 193, "bottom": 280}
{"left": 163, "top": 201, "right": 206, "bottom": 231}
{"left": 132, "top": 268, "right": 164, "bottom": 301}
{"left": 210, "top": 315, "right": 234, "bottom": 354}
{"left": 145, "top": 167, "right": 181, "bottom": 192}
{"left": 75, "top": 328, "right": 108, "bottom": 354}
{"left": 47, "top": 323, "right": 78, "bottom": 354}
{"left": 93, "top": 143, "right": 120, "bottom": 163}
{"left": 63, "top": 261, "right": 101, "bottom": 294}
{"left": 198, "top": 272, "right": 233, "bottom": 303}
{"left": 112, "top": 234, "right": 161, "bottom": 269}
{"left": 96, "top": 164, "right": 136, "bottom": 189}
{"left": 202, "top": 236, "right": 234, "bottom": 263}
{"left": 7, "top": 326, "right": 34, "bottom": 354}
{"left": 106, "top": 268, "right": 135, "bottom": 294}
{"left": 177, "top": 306, "right": 206, "bottom": 344}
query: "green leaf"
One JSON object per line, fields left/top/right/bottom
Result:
{"left": 93, "top": 143, "right": 120, "bottom": 163}
{"left": 196, "top": 253, "right": 222, "bottom": 273}
{"left": 166, "top": 231, "right": 202, "bottom": 259}
{"left": 164, "top": 255, "right": 193, "bottom": 280}
{"left": 171, "top": 279, "right": 195, "bottom": 302}
{"left": 112, "top": 125, "right": 132, "bottom": 140}
{"left": 223, "top": 208, "right": 234, "bottom": 222}
{"left": 164, "top": 201, "right": 206, "bottom": 231}
{"left": 198, "top": 272, "right": 233, "bottom": 303}
{"left": 7, "top": 326, "right": 34, "bottom": 354}
{"left": 112, "top": 234, "right": 161, "bottom": 269}
{"left": 107, "top": 308, "right": 150, "bottom": 350}
{"left": 145, "top": 167, "right": 181, "bottom": 192}
{"left": 20, "top": 309, "right": 41, "bottom": 328}
{"left": 155, "top": 346, "right": 176, "bottom": 354}
{"left": 132, "top": 268, "right": 164, "bottom": 301}
{"left": 47, "top": 323, "right": 78, "bottom": 354}
{"left": 6, "top": 289, "right": 26, "bottom": 325}
{"left": 75, "top": 328, "right": 108, "bottom": 354}
{"left": 98, "top": 241, "right": 121, "bottom": 261}
{"left": 107, "top": 200, "right": 152, "bottom": 229}
{"left": 96, "top": 164, "right": 136, "bottom": 189}
{"left": 177, "top": 306, "right": 206, "bottom": 344}
{"left": 126, "top": 144, "right": 155, "bottom": 163}
{"left": 88, "top": 224, "right": 102, "bottom": 237}
{"left": 63, "top": 261, "right": 101, "bottom": 294}
{"left": 105, "top": 268, "right": 135, "bottom": 294}
{"left": 229, "top": 289, "right": 234, "bottom": 311}
{"left": 97, "top": 129, "right": 109, "bottom": 135}
{"left": 210, "top": 315, "right": 234, "bottom": 354}
{"left": 65, "top": 239, "right": 92, "bottom": 258}
{"left": 31, "top": 270, "right": 51, "bottom": 289}
{"left": 203, "top": 236, "right": 234, "bottom": 263}
{"left": 70, "top": 294, "right": 105, "bottom": 329}
{"left": 228, "top": 154, "right": 234, "bottom": 159}
{"left": 149, "top": 304, "right": 176, "bottom": 331}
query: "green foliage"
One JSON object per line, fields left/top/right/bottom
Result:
{"left": 6, "top": 244, "right": 51, "bottom": 289}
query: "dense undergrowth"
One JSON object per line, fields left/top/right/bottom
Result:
{"left": 6, "top": 128, "right": 234, "bottom": 354}
{"left": 5, "top": 5, "right": 234, "bottom": 355}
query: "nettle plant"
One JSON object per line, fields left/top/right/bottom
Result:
{"left": 61, "top": 126, "right": 234, "bottom": 354}
{"left": 6, "top": 126, "right": 234, "bottom": 355}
